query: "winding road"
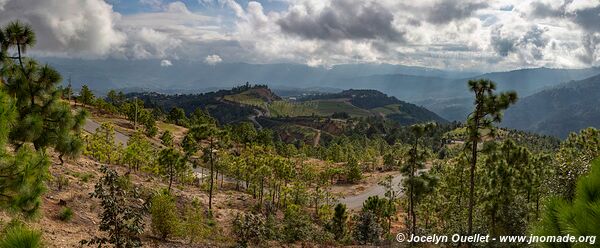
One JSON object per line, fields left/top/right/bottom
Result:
{"left": 338, "top": 173, "right": 404, "bottom": 210}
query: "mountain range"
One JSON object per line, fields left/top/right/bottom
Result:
{"left": 42, "top": 58, "right": 600, "bottom": 138}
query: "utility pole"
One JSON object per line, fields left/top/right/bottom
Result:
{"left": 134, "top": 96, "right": 138, "bottom": 130}
{"left": 68, "top": 74, "right": 72, "bottom": 103}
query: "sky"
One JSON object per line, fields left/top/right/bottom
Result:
{"left": 0, "top": 0, "right": 599, "bottom": 71}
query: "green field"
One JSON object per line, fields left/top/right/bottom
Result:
{"left": 370, "top": 104, "right": 402, "bottom": 115}
{"left": 269, "top": 99, "right": 372, "bottom": 117}
{"left": 224, "top": 93, "right": 265, "bottom": 107}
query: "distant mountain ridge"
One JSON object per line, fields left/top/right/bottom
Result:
{"left": 502, "top": 74, "right": 600, "bottom": 138}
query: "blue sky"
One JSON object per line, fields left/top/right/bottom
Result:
{"left": 0, "top": 0, "right": 599, "bottom": 71}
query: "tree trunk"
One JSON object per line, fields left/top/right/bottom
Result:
{"left": 208, "top": 138, "right": 214, "bottom": 210}
{"left": 467, "top": 112, "right": 480, "bottom": 236}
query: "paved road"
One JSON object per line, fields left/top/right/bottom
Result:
{"left": 83, "top": 119, "right": 129, "bottom": 145}
{"left": 338, "top": 173, "right": 404, "bottom": 209}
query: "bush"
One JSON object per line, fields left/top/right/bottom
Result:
{"left": 150, "top": 189, "right": 180, "bottom": 240}
{"left": 181, "top": 199, "right": 206, "bottom": 244}
{"left": 81, "top": 166, "right": 146, "bottom": 247}
{"left": 345, "top": 158, "right": 362, "bottom": 183}
{"left": 232, "top": 213, "right": 268, "bottom": 247}
{"left": 0, "top": 222, "right": 43, "bottom": 248}
{"left": 58, "top": 207, "right": 74, "bottom": 222}
{"left": 55, "top": 175, "right": 69, "bottom": 191}
{"left": 352, "top": 210, "right": 382, "bottom": 245}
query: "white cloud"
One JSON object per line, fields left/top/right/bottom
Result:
{"left": 166, "top": 1, "right": 191, "bottom": 14}
{"left": 160, "top": 59, "right": 173, "bottom": 66}
{"left": 0, "top": 0, "right": 126, "bottom": 57}
{"left": 0, "top": 0, "right": 8, "bottom": 10}
{"left": 125, "top": 27, "right": 182, "bottom": 59}
{"left": 565, "top": 0, "right": 600, "bottom": 13}
{"left": 205, "top": 54, "right": 223, "bottom": 64}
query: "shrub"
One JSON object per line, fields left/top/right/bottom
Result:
{"left": 345, "top": 158, "right": 362, "bottom": 183}
{"left": 181, "top": 199, "right": 206, "bottom": 244}
{"left": 150, "top": 189, "right": 180, "bottom": 240}
{"left": 81, "top": 166, "right": 146, "bottom": 247}
{"left": 352, "top": 210, "right": 382, "bottom": 245}
{"left": 58, "top": 207, "right": 74, "bottom": 222}
{"left": 232, "top": 213, "right": 268, "bottom": 247}
{"left": 0, "top": 223, "right": 43, "bottom": 248}
{"left": 55, "top": 175, "right": 69, "bottom": 191}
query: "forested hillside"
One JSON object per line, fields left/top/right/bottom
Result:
{"left": 503, "top": 74, "right": 600, "bottom": 138}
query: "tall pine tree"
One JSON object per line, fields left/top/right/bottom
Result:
{"left": 464, "top": 79, "right": 517, "bottom": 235}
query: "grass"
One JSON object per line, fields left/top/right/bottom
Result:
{"left": 58, "top": 207, "right": 74, "bottom": 222}
{"left": 157, "top": 122, "right": 184, "bottom": 133}
{"left": 269, "top": 99, "right": 372, "bottom": 117}
{"left": 0, "top": 223, "right": 43, "bottom": 248}
{"left": 370, "top": 104, "right": 403, "bottom": 115}
{"left": 224, "top": 93, "right": 266, "bottom": 107}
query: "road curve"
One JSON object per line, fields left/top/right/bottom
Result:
{"left": 83, "top": 119, "right": 130, "bottom": 146}
{"left": 338, "top": 173, "right": 404, "bottom": 210}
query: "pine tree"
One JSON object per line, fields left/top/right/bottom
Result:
{"left": 189, "top": 121, "right": 224, "bottom": 210}
{"left": 401, "top": 122, "right": 436, "bottom": 235}
{"left": 1, "top": 21, "right": 87, "bottom": 156}
{"left": 464, "top": 79, "right": 517, "bottom": 235}
{"left": 0, "top": 21, "right": 84, "bottom": 216}
{"left": 78, "top": 85, "right": 94, "bottom": 106}
{"left": 160, "top": 130, "right": 174, "bottom": 147}
{"left": 158, "top": 147, "right": 185, "bottom": 193}
{"left": 330, "top": 203, "right": 348, "bottom": 241}
{"left": 2, "top": 21, "right": 35, "bottom": 69}
{"left": 84, "top": 122, "right": 122, "bottom": 164}
{"left": 0, "top": 92, "right": 49, "bottom": 215}
{"left": 533, "top": 159, "right": 600, "bottom": 246}
{"left": 123, "top": 131, "right": 155, "bottom": 172}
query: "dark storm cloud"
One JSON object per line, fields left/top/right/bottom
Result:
{"left": 530, "top": 1, "right": 564, "bottom": 18}
{"left": 427, "top": 0, "right": 488, "bottom": 24}
{"left": 276, "top": 0, "right": 405, "bottom": 42}
{"left": 571, "top": 6, "right": 600, "bottom": 32}
{"left": 491, "top": 36, "right": 517, "bottom": 57}
{"left": 529, "top": 0, "right": 600, "bottom": 32}
{"left": 491, "top": 26, "right": 548, "bottom": 58}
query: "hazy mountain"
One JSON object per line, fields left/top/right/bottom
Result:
{"left": 502, "top": 74, "right": 600, "bottom": 138}
{"left": 40, "top": 58, "right": 476, "bottom": 92}
{"left": 416, "top": 67, "right": 600, "bottom": 121}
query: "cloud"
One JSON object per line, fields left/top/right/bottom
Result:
{"left": 205, "top": 54, "right": 223, "bottom": 64}
{"left": 491, "top": 25, "right": 549, "bottom": 59}
{"left": 0, "top": 0, "right": 7, "bottom": 10}
{"left": 277, "top": 0, "right": 405, "bottom": 42}
{"left": 140, "top": 0, "right": 162, "bottom": 10}
{"left": 124, "top": 27, "right": 182, "bottom": 59}
{"left": 166, "top": 1, "right": 191, "bottom": 14}
{"left": 160, "top": 59, "right": 173, "bottom": 66}
{"left": 427, "top": 0, "right": 488, "bottom": 24}
{"left": 0, "top": 0, "right": 126, "bottom": 57}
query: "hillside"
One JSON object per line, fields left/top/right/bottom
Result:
{"left": 296, "top": 89, "right": 447, "bottom": 125}
{"left": 502, "top": 74, "right": 600, "bottom": 138}
{"left": 135, "top": 86, "right": 446, "bottom": 127}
